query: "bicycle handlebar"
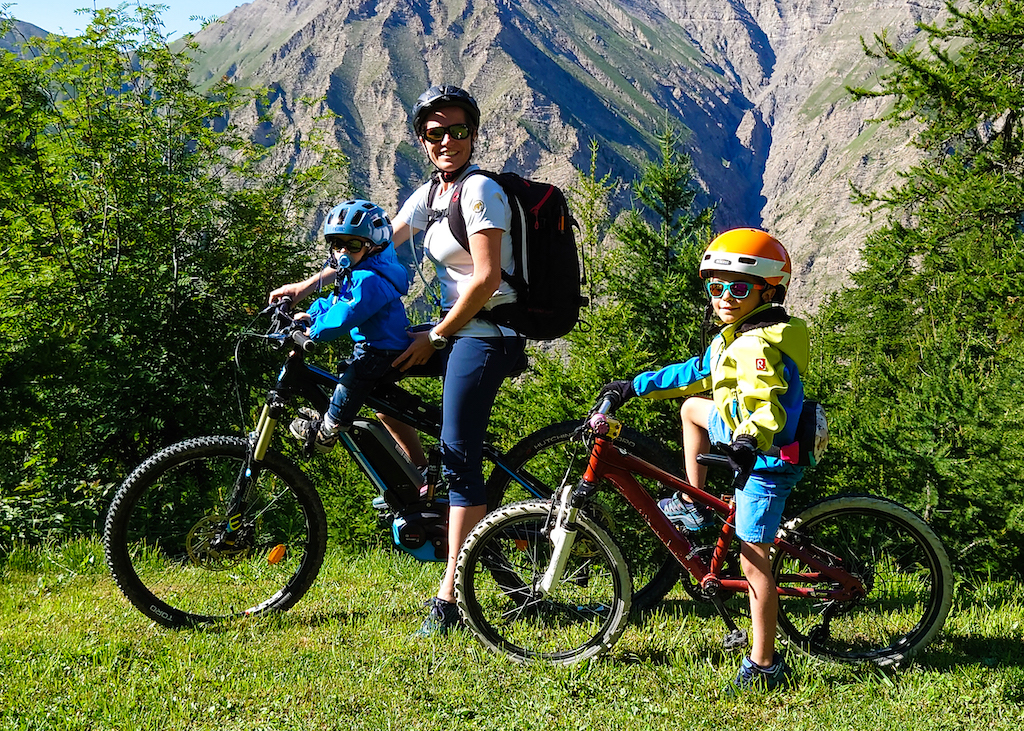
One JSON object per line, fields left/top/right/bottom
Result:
{"left": 589, "top": 389, "right": 754, "bottom": 492}
{"left": 259, "top": 297, "right": 316, "bottom": 353}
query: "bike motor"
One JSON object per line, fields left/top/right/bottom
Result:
{"left": 346, "top": 419, "right": 448, "bottom": 562}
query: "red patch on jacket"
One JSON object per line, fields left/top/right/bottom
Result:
{"left": 755, "top": 358, "right": 768, "bottom": 371}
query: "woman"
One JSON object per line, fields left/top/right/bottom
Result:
{"left": 390, "top": 85, "right": 526, "bottom": 637}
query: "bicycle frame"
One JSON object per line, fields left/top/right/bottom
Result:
{"left": 577, "top": 420, "right": 866, "bottom": 603}
{"left": 247, "top": 335, "right": 549, "bottom": 514}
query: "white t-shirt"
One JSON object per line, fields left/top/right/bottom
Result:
{"left": 397, "top": 166, "right": 519, "bottom": 338}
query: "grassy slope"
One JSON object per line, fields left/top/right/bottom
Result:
{"left": 2, "top": 540, "right": 1023, "bottom": 730}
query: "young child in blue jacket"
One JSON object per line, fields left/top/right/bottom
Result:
{"left": 601, "top": 228, "right": 808, "bottom": 695}
{"left": 271, "top": 199, "right": 412, "bottom": 452}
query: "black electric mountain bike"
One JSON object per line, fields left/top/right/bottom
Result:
{"left": 103, "top": 301, "right": 683, "bottom": 628}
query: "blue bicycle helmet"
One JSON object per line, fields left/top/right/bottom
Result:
{"left": 323, "top": 199, "right": 393, "bottom": 255}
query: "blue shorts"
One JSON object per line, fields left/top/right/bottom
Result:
{"left": 708, "top": 410, "right": 802, "bottom": 544}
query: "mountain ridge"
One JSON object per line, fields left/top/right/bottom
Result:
{"left": 19, "top": 0, "right": 949, "bottom": 314}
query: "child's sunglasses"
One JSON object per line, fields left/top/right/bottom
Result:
{"left": 421, "top": 123, "right": 473, "bottom": 143}
{"left": 326, "top": 235, "right": 370, "bottom": 253}
{"left": 705, "top": 279, "right": 766, "bottom": 300}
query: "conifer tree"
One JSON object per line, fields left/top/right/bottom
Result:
{"left": 492, "top": 131, "right": 713, "bottom": 450}
{"left": 811, "top": 0, "right": 1024, "bottom": 576}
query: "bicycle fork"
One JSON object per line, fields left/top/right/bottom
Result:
{"left": 537, "top": 482, "right": 581, "bottom": 594}
{"left": 214, "top": 401, "right": 279, "bottom": 550}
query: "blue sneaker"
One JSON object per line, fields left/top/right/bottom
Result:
{"left": 725, "top": 653, "right": 794, "bottom": 695}
{"left": 658, "top": 493, "right": 712, "bottom": 532}
{"left": 412, "top": 597, "right": 461, "bottom": 638}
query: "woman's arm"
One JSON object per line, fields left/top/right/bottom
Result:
{"left": 434, "top": 227, "right": 502, "bottom": 336}
{"left": 392, "top": 220, "right": 413, "bottom": 248}
{"left": 392, "top": 227, "right": 502, "bottom": 370}
{"left": 268, "top": 269, "right": 338, "bottom": 304}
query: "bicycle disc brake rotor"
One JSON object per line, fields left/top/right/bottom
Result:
{"left": 186, "top": 514, "right": 254, "bottom": 569}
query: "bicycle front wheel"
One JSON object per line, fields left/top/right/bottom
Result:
{"left": 104, "top": 436, "right": 328, "bottom": 628}
{"left": 773, "top": 494, "right": 953, "bottom": 666}
{"left": 486, "top": 420, "right": 681, "bottom": 612}
{"left": 455, "top": 500, "right": 632, "bottom": 665}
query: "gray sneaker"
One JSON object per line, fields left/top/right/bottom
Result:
{"left": 658, "top": 493, "right": 712, "bottom": 532}
{"left": 288, "top": 408, "right": 338, "bottom": 454}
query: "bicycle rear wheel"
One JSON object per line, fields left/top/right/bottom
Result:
{"left": 455, "top": 500, "right": 632, "bottom": 664}
{"left": 486, "top": 421, "right": 681, "bottom": 612}
{"left": 104, "top": 436, "right": 328, "bottom": 628}
{"left": 773, "top": 494, "right": 953, "bottom": 666}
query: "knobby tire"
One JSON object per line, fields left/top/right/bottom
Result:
{"left": 773, "top": 494, "right": 953, "bottom": 666}
{"left": 103, "top": 436, "right": 328, "bottom": 628}
{"left": 485, "top": 420, "right": 682, "bottom": 612}
{"left": 455, "top": 499, "right": 632, "bottom": 664}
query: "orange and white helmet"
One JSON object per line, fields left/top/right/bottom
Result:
{"left": 699, "top": 228, "right": 791, "bottom": 289}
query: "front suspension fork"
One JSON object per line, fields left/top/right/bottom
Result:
{"left": 218, "top": 402, "right": 278, "bottom": 545}
{"left": 252, "top": 403, "right": 277, "bottom": 461}
{"left": 538, "top": 480, "right": 591, "bottom": 595}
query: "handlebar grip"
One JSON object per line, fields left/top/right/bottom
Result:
{"left": 696, "top": 453, "right": 730, "bottom": 468}
{"left": 290, "top": 330, "right": 316, "bottom": 353}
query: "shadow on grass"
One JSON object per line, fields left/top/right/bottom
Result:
{"left": 177, "top": 607, "right": 370, "bottom": 635}
{"left": 620, "top": 587, "right": 1024, "bottom": 682}
{"left": 924, "top": 633, "right": 1024, "bottom": 672}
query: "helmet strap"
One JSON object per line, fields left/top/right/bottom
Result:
{"left": 439, "top": 161, "right": 471, "bottom": 183}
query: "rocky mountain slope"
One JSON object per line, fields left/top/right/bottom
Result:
{"left": 23, "top": 0, "right": 950, "bottom": 314}
{"left": 2, "top": 20, "right": 48, "bottom": 53}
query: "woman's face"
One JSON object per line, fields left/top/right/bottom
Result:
{"left": 420, "top": 106, "right": 475, "bottom": 174}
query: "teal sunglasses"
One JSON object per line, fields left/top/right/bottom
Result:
{"left": 705, "top": 279, "right": 766, "bottom": 300}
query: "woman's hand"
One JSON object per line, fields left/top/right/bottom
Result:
{"left": 269, "top": 282, "right": 305, "bottom": 304}
{"left": 393, "top": 330, "right": 436, "bottom": 371}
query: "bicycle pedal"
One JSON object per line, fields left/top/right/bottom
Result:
{"left": 723, "top": 629, "right": 748, "bottom": 650}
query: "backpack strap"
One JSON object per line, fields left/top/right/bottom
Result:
{"left": 425, "top": 170, "right": 525, "bottom": 294}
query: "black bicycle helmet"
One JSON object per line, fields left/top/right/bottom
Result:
{"left": 411, "top": 85, "right": 481, "bottom": 136}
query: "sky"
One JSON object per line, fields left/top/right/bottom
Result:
{"left": 10, "top": 0, "right": 244, "bottom": 37}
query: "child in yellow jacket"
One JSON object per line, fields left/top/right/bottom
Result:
{"left": 602, "top": 228, "right": 808, "bottom": 694}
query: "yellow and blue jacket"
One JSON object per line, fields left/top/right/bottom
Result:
{"left": 631, "top": 305, "right": 809, "bottom": 468}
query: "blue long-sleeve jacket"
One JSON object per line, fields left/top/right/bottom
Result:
{"left": 306, "top": 245, "right": 411, "bottom": 351}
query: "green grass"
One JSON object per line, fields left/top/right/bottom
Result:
{"left": 2, "top": 539, "right": 1023, "bottom": 730}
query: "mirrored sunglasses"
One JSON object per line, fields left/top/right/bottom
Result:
{"left": 422, "top": 123, "right": 472, "bottom": 143}
{"left": 705, "top": 279, "right": 766, "bottom": 300}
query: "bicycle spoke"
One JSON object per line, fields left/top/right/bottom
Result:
{"left": 774, "top": 495, "right": 952, "bottom": 666}
{"left": 456, "top": 501, "right": 631, "bottom": 664}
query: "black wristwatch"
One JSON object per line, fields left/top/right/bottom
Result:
{"left": 427, "top": 328, "right": 448, "bottom": 350}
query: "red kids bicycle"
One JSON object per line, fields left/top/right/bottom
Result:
{"left": 454, "top": 394, "right": 953, "bottom": 665}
